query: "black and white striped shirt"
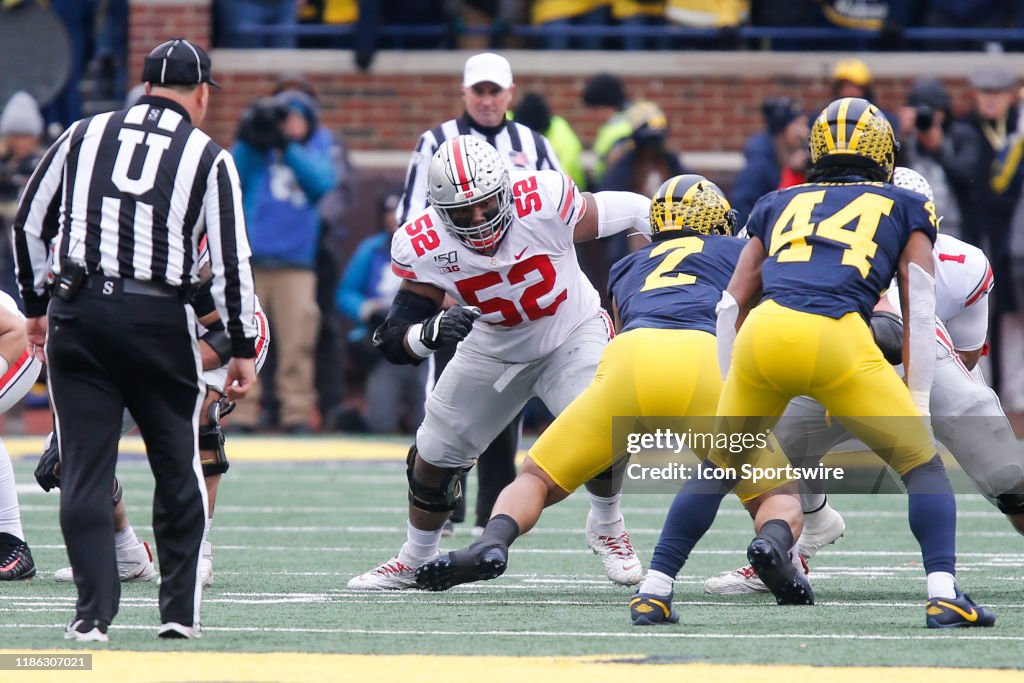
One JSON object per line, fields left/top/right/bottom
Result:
{"left": 397, "top": 113, "right": 562, "bottom": 225}
{"left": 12, "top": 95, "right": 258, "bottom": 357}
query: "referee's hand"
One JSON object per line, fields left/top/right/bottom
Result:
{"left": 225, "top": 357, "right": 257, "bottom": 401}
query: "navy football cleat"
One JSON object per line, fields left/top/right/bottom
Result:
{"left": 926, "top": 591, "right": 995, "bottom": 628}
{"left": 746, "top": 538, "right": 814, "bottom": 605}
{"left": 629, "top": 592, "right": 679, "bottom": 626}
{"left": 0, "top": 542, "right": 36, "bottom": 581}
{"left": 415, "top": 544, "right": 508, "bottom": 592}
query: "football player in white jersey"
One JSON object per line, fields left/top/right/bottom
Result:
{"left": 705, "top": 167, "right": 1024, "bottom": 596}
{"left": 35, "top": 247, "right": 271, "bottom": 587}
{"left": 348, "top": 135, "right": 653, "bottom": 589}
{"left": 0, "top": 291, "right": 43, "bottom": 580}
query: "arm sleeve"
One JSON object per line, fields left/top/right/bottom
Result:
{"left": 396, "top": 131, "right": 439, "bottom": 225}
{"left": 203, "top": 151, "right": 259, "bottom": 358}
{"left": 12, "top": 124, "right": 77, "bottom": 317}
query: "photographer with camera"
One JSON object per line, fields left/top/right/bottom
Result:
{"left": 231, "top": 90, "right": 337, "bottom": 433}
{"left": 896, "top": 78, "right": 966, "bottom": 238}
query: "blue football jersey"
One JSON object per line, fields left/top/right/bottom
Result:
{"left": 609, "top": 233, "right": 745, "bottom": 334}
{"left": 744, "top": 180, "right": 938, "bottom": 320}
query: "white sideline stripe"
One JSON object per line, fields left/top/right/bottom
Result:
{"left": 1, "top": 623, "right": 1021, "bottom": 641}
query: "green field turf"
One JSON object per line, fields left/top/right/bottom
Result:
{"left": 2, "top": 442, "right": 1023, "bottom": 670}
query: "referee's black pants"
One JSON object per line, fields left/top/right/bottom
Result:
{"left": 47, "top": 280, "right": 206, "bottom": 628}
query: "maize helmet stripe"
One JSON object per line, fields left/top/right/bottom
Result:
{"left": 658, "top": 174, "right": 685, "bottom": 230}
{"left": 836, "top": 97, "right": 852, "bottom": 148}
{"left": 847, "top": 103, "right": 876, "bottom": 152}
{"left": 819, "top": 109, "right": 837, "bottom": 153}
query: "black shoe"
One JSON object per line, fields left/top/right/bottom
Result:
{"left": 415, "top": 543, "right": 508, "bottom": 592}
{"left": 64, "top": 618, "right": 109, "bottom": 642}
{"left": 746, "top": 538, "right": 814, "bottom": 605}
{"left": 0, "top": 542, "right": 36, "bottom": 581}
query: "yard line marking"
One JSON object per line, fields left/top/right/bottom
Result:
{"left": 2, "top": 623, "right": 1023, "bottom": 642}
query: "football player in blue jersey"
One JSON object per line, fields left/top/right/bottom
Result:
{"left": 630, "top": 98, "right": 994, "bottom": 629}
{"left": 415, "top": 174, "right": 800, "bottom": 593}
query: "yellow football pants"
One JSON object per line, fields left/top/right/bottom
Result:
{"left": 530, "top": 327, "right": 788, "bottom": 500}
{"left": 714, "top": 300, "right": 936, "bottom": 476}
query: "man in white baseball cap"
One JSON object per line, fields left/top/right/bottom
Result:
{"left": 462, "top": 52, "right": 514, "bottom": 90}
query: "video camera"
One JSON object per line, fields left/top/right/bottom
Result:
{"left": 236, "top": 97, "right": 289, "bottom": 151}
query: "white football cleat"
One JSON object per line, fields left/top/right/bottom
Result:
{"left": 347, "top": 556, "right": 420, "bottom": 590}
{"left": 796, "top": 503, "right": 846, "bottom": 560}
{"left": 200, "top": 541, "right": 213, "bottom": 588}
{"left": 158, "top": 622, "right": 202, "bottom": 639}
{"left": 54, "top": 540, "right": 158, "bottom": 583}
{"left": 586, "top": 514, "right": 642, "bottom": 586}
{"left": 703, "top": 564, "right": 769, "bottom": 595}
{"left": 704, "top": 551, "right": 808, "bottom": 595}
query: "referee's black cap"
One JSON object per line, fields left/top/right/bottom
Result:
{"left": 142, "top": 39, "right": 221, "bottom": 89}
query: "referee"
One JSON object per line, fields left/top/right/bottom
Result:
{"left": 395, "top": 53, "right": 562, "bottom": 536}
{"left": 13, "top": 39, "right": 257, "bottom": 642}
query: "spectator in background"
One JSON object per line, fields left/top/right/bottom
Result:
{"left": 0, "top": 92, "right": 45, "bottom": 301}
{"left": 272, "top": 73, "right": 356, "bottom": 432}
{"left": 665, "top": 0, "right": 750, "bottom": 32}
{"left": 215, "top": 0, "right": 301, "bottom": 48}
{"left": 231, "top": 89, "right": 337, "bottom": 433}
{"left": 600, "top": 100, "right": 686, "bottom": 269}
{"left": 43, "top": 0, "right": 95, "bottom": 128}
{"left": 531, "top": 0, "right": 612, "bottom": 50}
{"left": 336, "top": 192, "right": 427, "bottom": 434}
{"left": 514, "top": 91, "right": 587, "bottom": 189}
{"left": 924, "top": 1, "right": 1024, "bottom": 50}
{"left": 93, "top": 0, "right": 129, "bottom": 103}
{"left": 831, "top": 58, "right": 875, "bottom": 101}
{"left": 615, "top": 0, "right": 667, "bottom": 50}
{"left": 731, "top": 97, "right": 808, "bottom": 226}
{"left": 896, "top": 78, "right": 965, "bottom": 238}
{"left": 960, "top": 66, "right": 1021, "bottom": 400}
{"left": 582, "top": 73, "right": 631, "bottom": 186}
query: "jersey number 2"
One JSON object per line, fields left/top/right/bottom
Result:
{"left": 641, "top": 236, "right": 705, "bottom": 291}
{"left": 455, "top": 254, "right": 566, "bottom": 326}
{"left": 768, "top": 191, "right": 894, "bottom": 278}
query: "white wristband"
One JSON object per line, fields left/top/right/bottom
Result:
{"left": 0, "top": 355, "right": 9, "bottom": 377}
{"left": 405, "top": 323, "right": 434, "bottom": 359}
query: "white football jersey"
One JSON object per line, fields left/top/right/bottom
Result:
{"left": 391, "top": 170, "right": 599, "bottom": 363}
{"left": 886, "top": 233, "right": 993, "bottom": 351}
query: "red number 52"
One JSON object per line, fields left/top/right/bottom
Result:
{"left": 455, "top": 254, "right": 566, "bottom": 326}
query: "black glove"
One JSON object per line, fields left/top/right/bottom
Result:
{"left": 34, "top": 434, "right": 61, "bottom": 492}
{"left": 420, "top": 305, "right": 481, "bottom": 351}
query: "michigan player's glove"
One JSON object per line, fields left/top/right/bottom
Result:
{"left": 419, "top": 305, "right": 482, "bottom": 351}
{"left": 34, "top": 434, "right": 61, "bottom": 492}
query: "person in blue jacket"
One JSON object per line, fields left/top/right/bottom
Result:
{"left": 231, "top": 89, "right": 337, "bottom": 433}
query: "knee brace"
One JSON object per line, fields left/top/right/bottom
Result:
{"left": 996, "top": 493, "right": 1024, "bottom": 516}
{"left": 406, "top": 444, "right": 470, "bottom": 513}
{"left": 200, "top": 397, "right": 233, "bottom": 477}
{"left": 111, "top": 476, "right": 123, "bottom": 507}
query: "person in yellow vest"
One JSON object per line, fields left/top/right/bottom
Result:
{"left": 532, "top": 0, "right": 612, "bottom": 49}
